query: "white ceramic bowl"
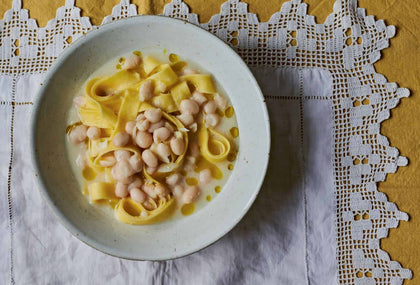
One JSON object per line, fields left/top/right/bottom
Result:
{"left": 31, "top": 16, "right": 270, "bottom": 260}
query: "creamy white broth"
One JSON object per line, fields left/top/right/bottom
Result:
{"left": 65, "top": 49, "right": 239, "bottom": 223}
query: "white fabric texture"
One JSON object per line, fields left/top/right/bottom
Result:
{"left": 0, "top": 0, "right": 412, "bottom": 284}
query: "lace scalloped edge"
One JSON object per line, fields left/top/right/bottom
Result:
{"left": 0, "top": 0, "right": 413, "bottom": 283}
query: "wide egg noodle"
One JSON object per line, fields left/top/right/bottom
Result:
{"left": 180, "top": 74, "right": 216, "bottom": 94}
{"left": 198, "top": 125, "right": 231, "bottom": 163}
{"left": 89, "top": 182, "right": 118, "bottom": 203}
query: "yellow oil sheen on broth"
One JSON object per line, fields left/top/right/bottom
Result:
{"left": 65, "top": 49, "right": 239, "bottom": 225}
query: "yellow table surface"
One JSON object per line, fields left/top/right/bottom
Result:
{"left": 0, "top": 0, "right": 417, "bottom": 283}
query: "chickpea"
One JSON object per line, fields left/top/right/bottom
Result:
{"left": 73, "top": 96, "right": 85, "bottom": 108}
{"left": 122, "top": 55, "right": 141, "bottom": 70}
{"left": 142, "top": 149, "right": 158, "bottom": 167}
{"left": 203, "top": 101, "right": 218, "bottom": 114}
{"left": 180, "top": 99, "right": 199, "bottom": 115}
{"left": 139, "top": 80, "right": 154, "bottom": 101}
{"left": 199, "top": 169, "right": 212, "bottom": 185}
{"left": 205, "top": 114, "right": 220, "bottom": 127}
{"left": 112, "top": 132, "right": 130, "bottom": 147}
{"left": 99, "top": 155, "right": 116, "bottom": 167}
{"left": 144, "top": 108, "right": 162, "bottom": 123}
{"left": 128, "top": 176, "right": 143, "bottom": 190}
{"left": 69, "top": 125, "right": 87, "bottom": 145}
{"left": 136, "top": 119, "right": 150, "bottom": 132}
{"left": 153, "top": 127, "right": 171, "bottom": 143}
{"left": 156, "top": 143, "right": 171, "bottom": 160}
{"left": 136, "top": 114, "right": 146, "bottom": 122}
{"left": 114, "top": 150, "right": 131, "bottom": 161}
{"left": 115, "top": 182, "right": 129, "bottom": 198}
{"left": 182, "top": 186, "right": 200, "bottom": 204}
{"left": 170, "top": 137, "right": 185, "bottom": 155}
{"left": 177, "top": 114, "right": 194, "bottom": 126}
{"left": 86, "top": 126, "right": 101, "bottom": 140}
{"left": 166, "top": 173, "right": 181, "bottom": 186}
{"left": 129, "top": 154, "right": 143, "bottom": 172}
{"left": 125, "top": 121, "right": 136, "bottom": 134}
{"left": 130, "top": 188, "right": 147, "bottom": 203}
{"left": 135, "top": 131, "right": 153, "bottom": 149}
{"left": 192, "top": 91, "right": 208, "bottom": 105}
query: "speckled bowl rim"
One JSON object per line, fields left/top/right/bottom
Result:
{"left": 30, "top": 15, "right": 271, "bottom": 261}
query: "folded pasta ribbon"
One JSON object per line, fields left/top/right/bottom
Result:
{"left": 198, "top": 126, "right": 231, "bottom": 163}
{"left": 115, "top": 196, "right": 175, "bottom": 225}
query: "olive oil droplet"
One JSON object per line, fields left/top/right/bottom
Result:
{"left": 186, "top": 177, "right": 198, "bottom": 186}
{"left": 230, "top": 127, "right": 239, "bottom": 138}
{"left": 82, "top": 167, "right": 96, "bottom": 181}
{"left": 228, "top": 164, "right": 234, "bottom": 170}
{"left": 132, "top": 51, "right": 142, "bottom": 57}
{"left": 181, "top": 203, "right": 195, "bottom": 216}
{"left": 169, "top": 53, "right": 179, "bottom": 63}
{"left": 215, "top": 186, "right": 221, "bottom": 193}
{"left": 225, "top": 106, "right": 234, "bottom": 118}
{"left": 206, "top": 195, "right": 212, "bottom": 202}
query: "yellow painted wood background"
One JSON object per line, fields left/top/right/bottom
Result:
{"left": 0, "top": 0, "right": 417, "bottom": 283}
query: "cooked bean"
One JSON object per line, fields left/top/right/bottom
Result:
{"left": 69, "top": 125, "right": 87, "bottom": 145}
{"left": 136, "top": 114, "right": 146, "bottom": 121}
{"left": 99, "top": 155, "right": 116, "bottom": 167}
{"left": 112, "top": 160, "right": 135, "bottom": 182}
{"left": 180, "top": 99, "right": 199, "bottom": 115}
{"left": 73, "top": 96, "right": 86, "bottom": 108}
{"left": 199, "top": 169, "right": 212, "bottom": 185}
{"left": 177, "top": 114, "right": 194, "bottom": 126}
{"left": 125, "top": 121, "right": 136, "bottom": 134}
{"left": 170, "top": 137, "right": 185, "bottom": 155}
{"left": 182, "top": 186, "right": 200, "bottom": 204}
{"left": 166, "top": 173, "right": 181, "bottom": 186}
{"left": 86, "top": 126, "right": 101, "bottom": 140}
{"left": 182, "top": 68, "right": 198, "bottom": 75}
{"left": 148, "top": 120, "right": 165, "bottom": 133}
{"left": 203, "top": 101, "right": 218, "bottom": 114}
{"left": 192, "top": 91, "right": 208, "bottom": 106}
{"left": 128, "top": 176, "right": 143, "bottom": 190}
{"left": 189, "top": 123, "right": 198, "bottom": 132}
{"left": 122, "top": 55, "right": 141, "bottom": 70}
{"left": 189, "top": 142, "right": 200, "bottom": 158}
{"left": 146, "top": 166, "right": 158, "bottom": 174}
{"left": 156, "top": 143, "right": 171, "bottom": 160}
{"left": 112, "top": 132, "right": 130, "bottom": 147}
{"left": 114, "top": 150, "right": 131, "bottom": 161}
{"left": 142, "top": 149, "right": 158, "bottom": 167}
{"left": 153, "top": 127, "right": 171, "bottom": 143}
{"left": 215, "top": 93, "right": 228, "bottom": 110}
{"left": 156, "top": 81, "right": 167, "bottom": 93}
{"left": 115, "top": 182, "right": 129, "bottom": 198}
{"left": 130, "top": 188, "right": 147, "bottom": 203}
{"left": 129, "top": 154, "right": 143, "bottom": 172}
{"left": 144, "top": 108, "right": 162, "bottom": 123}
{"left": 155, "top": 184, "right": 167, "bottom": 195}
{"left": 139, "top": 80, "right": 154, "bottom": 101}
{"left": 205, "top": 114, "right": 220, "bottom": 127}
{"left": 142, "top": 184, "right": 157, "bottom": 199}
{"left": 172, "top": 185, "right": 184, "bottom": 198}
{"left": 135, "top": 131, "right": 153, "bottom": 148}
{"left": 136, "top": 119, "right": 150, "bottom": 132}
